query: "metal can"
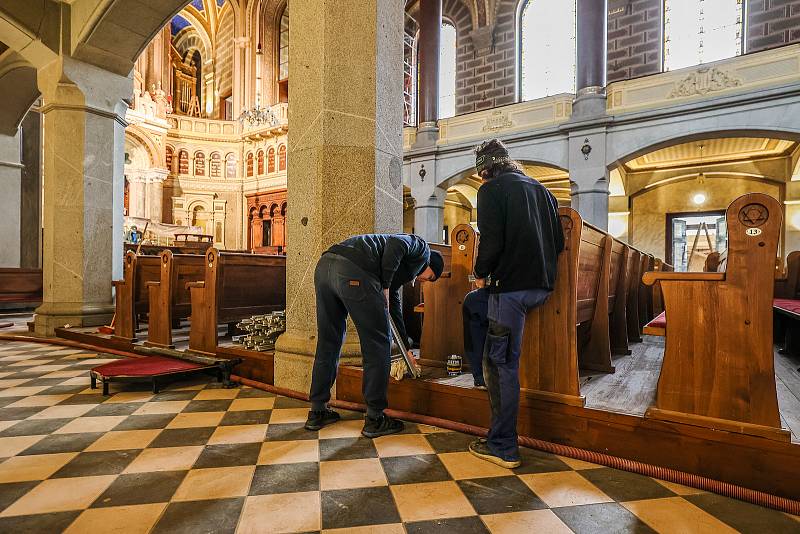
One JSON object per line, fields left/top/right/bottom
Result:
{"left": 446, "top": 354, "right": 462, "bottom": 376}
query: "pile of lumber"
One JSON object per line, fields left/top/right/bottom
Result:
{"left": 234, "top": 311, "right": 286, "bottom": 351}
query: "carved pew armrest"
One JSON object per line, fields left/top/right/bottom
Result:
{"left": 186, "top": 281, "right": 205, "bottom": 290}
{"left": 642, "top": 271, "right": 725, "bottom": 286}
{"left": 111, "top": 280, "right": 125, "bottom": 288}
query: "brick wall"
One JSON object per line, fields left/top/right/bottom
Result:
{"left": 607, "top": 0, "right": 662, "bottom": 82}
{"left": 747, "top": 0, "right": 800, "bottom": 52}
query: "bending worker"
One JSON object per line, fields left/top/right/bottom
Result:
{"left": 305, "top": 234, "right": 444, "bottom": 438}
{"left": 467, "top": 138, "right": 564, "bottom": 468}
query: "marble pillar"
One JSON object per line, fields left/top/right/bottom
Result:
{"left": 34, "top": 58, "right": 131, "bottom": 335}
{"left": 569, "top": 130, "right": 609, "bottom": 230}
{"left": 414, "top": 0, "right": 442, "bottom": 147}
{"left": 0, "top": 132, "right": 22, "bottom": 268}
{"left": 573, "top": 0, "right": 607, "bottom": 118}
{"left": 274, "top": 0, "right": 404, "bottom": 393}
{"left": 407, "top": 158, "right": 445, "bottom": 244}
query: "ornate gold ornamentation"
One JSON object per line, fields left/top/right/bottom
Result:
{"left": 668, "top": 67, "right": 742, "bottom": 99}
{"left": 738, "top": 204, "right": 769, "bottom": 228}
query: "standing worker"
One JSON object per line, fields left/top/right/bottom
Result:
{"left": 467, "top": 139, "right": 564, "bottom": 468}
{"left": 305, "top": 234, "right": 444, "bottom": 438}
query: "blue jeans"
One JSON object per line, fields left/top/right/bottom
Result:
{"left": 484, "top": 288, "right": 551, "bottom": 461}
{"left": 462, "top": 288, "right": 489, "bottom": 383}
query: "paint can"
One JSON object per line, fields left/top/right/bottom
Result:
{"left": 446, "top": 354, "right": 462, "bottom": 376}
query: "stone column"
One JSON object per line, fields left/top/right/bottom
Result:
{"left": 414, "top": 0, "right": 442, "bottom": 146}
{"left": 126, "top": 174, "right": 146, "bottom": 219}
{"left": 34, "top": 58, "right": 130, "bottom": 335}
{"left": 0, "top": 132, "right": 22, "bottom": 268}
{"left": 407, "top": 158, "right": 445, "bottom": 243}
{"left": 569, "top": 130, "right": 609, "bottom": 230}
{"left": 573, "top": 0, "right": 607, "bottom": 118}
{"left": 274, "top": 0, "right": 404, "bottom": 392}
{"left": 20, "top": 111, "right": 42, "bottom": 269}
{"left": 148, "top": 169, "right": 168, "bottom": 223}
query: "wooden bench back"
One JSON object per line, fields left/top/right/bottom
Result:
{"left": 775, "top": 250, "right": 800, "bottom": 298}
{"left": 419, "top": 225, "right": 477, "bottom": 367}
{"left": 625, "top": 247, "right": 642, "bottom": 342}
{"left": 643, "top": 193, "right": 786, "bottom": 440}
{"left": 188, "top": 249, "right": 286, "bottom": 355}
{"left": 0, "top": 268, "right": 42, "bottom": 304}
{"left": 145, "top": 251, "right": 205, "bottom": 349}
{"left": 112, "top": 251, "right": 160, "bottom": 342}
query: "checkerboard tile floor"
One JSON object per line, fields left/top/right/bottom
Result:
{"left": 0, "top": 341, "right": 796, "bottom": 533}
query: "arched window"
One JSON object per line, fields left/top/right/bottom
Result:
{"left": 664, "top": 0, "right": 742, "bottom": 71}
{"left": 246, "top": 152, "right": 254, "bottom": 177}
{"left": 278, "top": 144, "right": 287, "bottom": 171}
{"left": 194, "top": 151, "right": 206, "bottom": 176}
{"left": 439, "top": 22, "right": 457, "bottom": 119}
{"left": 209, "top": 152, "right": 222, "bottom": 178}
{"left": 178, "top": 150, "right": 189, "bottom": 174}
{"left": 225, "top": 153, "right": 237, "bottom": 179}
{"left": 257, "top": 150, "right": 265, "bottom": 175}
{"left": 268, "top": 147, "right": 276, "bottom": 173}
{"left": 518, "top": 0, "right": 576, "bottom": 101}
{"left": 166, "top": 146, "right": 174, "bottom": 171}
{"left": 278, "top": 9, "right": 289, "bottom": 81}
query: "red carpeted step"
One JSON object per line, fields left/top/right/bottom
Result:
{"left": 92, "top": 356, "right": 203, "bottom": 378}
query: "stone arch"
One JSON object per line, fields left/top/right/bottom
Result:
{"left": 225, "top": 152, "right": 237, "bottom": 178}
{"left": 125, "top": 127, "right": 162, "bottom": 170}
{"left": 0, "top": 52, "right": 39, "bottom": 136}
{"left": 257, "top": 149, "right": 265, "bottom": 175}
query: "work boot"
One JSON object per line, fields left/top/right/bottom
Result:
{"left": 304, "top": 408, "right": 340, "bottom": 431}
{"left": 468, "top": 439, "right": 521, "bottom": 469}
{"left": 361, "top": 413, "right": 404, "bottom": 438}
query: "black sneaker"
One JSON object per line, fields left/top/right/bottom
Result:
{"left": 468, "top": 439, "right": 521, "bottom": 469}
{"left": 474, "top": 377, "right": 487, "bottom": 390}
{"left": 361, "top": 414, "right": 404, "bottom": 438}
{"left": 304, "top": 409, "right": 340, "bottom": 430}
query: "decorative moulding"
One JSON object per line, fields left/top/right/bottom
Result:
{"left": 668, "top": 67, "right": 742, "bottom": 99}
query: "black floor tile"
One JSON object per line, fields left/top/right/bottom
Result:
{"left": 424, "top": 431, "right": 475, "bottom": 453}
{"left": 0, "top": 510, "right": 81, "bottom": 532}
{"left": 51, "top": 449, "right": 141, "bottom": 478}
{"left": 220, "top": 410, "right": 270, "bottom": 426}
{"left": 91, "top": 471, "right": 188, "bottom": 507}
{"left": 113, "top": 414, "right": 176, "bottom": 431}
{"left": 19, "top": 432, "right": 104, "bottom": 456}
{"left": 149, "top": 390, "right": 200, "bottom": 402}
{"left": 193, "top": 442, "right": 261, "bottom": 468}
{"left": 148, "top": 427, "right": 215, "bottom": 447}
{"left": 249, "top": 462, "right": 319, "bottom": 495}
{"left": 579, "top": 468, "right": 676, "bottom": 502}
{"left": 457, "top": 475, "right": 546, "bottom": 515}
{"left": 0, "top": 406, "right": 45, "bottom": 420}
{"left": 685, "top": 493, "right": 800, "bottom": 534}
{"left": 272, "top": 396, "right": 310, "bottom": 409}
{"left": 554, "top": 502, "right": 657, "bottom": 534}
{"left": 17, "top": 377, "right": 66, "bottom": 387}
{"left": 0, "top": 418, "right": 72, "bottom": 437}
{"left": 405, "top": 516, "right": 489, "bottom": 534}
{"left": 83, "top": 402, "right": 143, "bottom": 417}
{"left": 235, "top": 387, "right": 275, "bottom": 399}
{"left": 0, "top": 397, "right": 24, "bottom": 409}
{"left": 266, "top": 423, "right": 318, "bottom": 441}
{"left": 319, "top": 437, "right": 378, "bottom": 461}
{"left": 151, "top": 498, "right": 244, "bottom": 534}
{"left": 0, "top": 481, "right": 39, "bottom": 511}
{"left": 182, "top": 399, "right": 233, "bottom": 413}
{"left": 58, "top": 394, "right": 108, "bottom": 405}
{"left": 321, "top": 487, "right": 400, "bottom": 529}
{"left": 40, "top": 385, "right": 88, "bottom": 396}
{"left": 514, "top": 447, "right": 573, "bottom": 474}
{"left": 380, "top": 455, "right": 453, "bottom": 485}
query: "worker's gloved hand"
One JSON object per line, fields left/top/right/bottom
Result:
{"left": 383, "top": 288, "right": 390, "bottom": 308}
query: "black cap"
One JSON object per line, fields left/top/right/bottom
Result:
{"left": 428, "top": 250, "right": 444, "bottom": 281}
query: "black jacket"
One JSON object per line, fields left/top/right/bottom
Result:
{"left": 474, "top": 171, "right": 564, "bottom": 293}
{"left": 327, "top": 234, "right": 430, "bottom": 343}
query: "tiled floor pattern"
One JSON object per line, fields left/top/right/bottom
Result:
{"left": 0, "top": 341, "right": 796, "bottom": 533}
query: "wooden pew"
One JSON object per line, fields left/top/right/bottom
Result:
{"left": 418, "top": 225, "right": 476, "bottom": 367}
{"left": 638, "top": 254, "right": 655, "bottom": 328}
{"left": 774, "top": 250, "right": 800, "bottom": 299}
{"left": 625, "top": 248, "right": 643, "bottom": 342}
{"left": 651, "top": 259, "right": 673, "bottom": 317}
{"left": 519, "top": 207, "right": 609, "bottom": 405}
{"left": 112, "top": 252, "right": 160, "bottom": 342}
{"left": 144, "top": 251, "right": 205, "bottom": 349}
{"left": 609, "top": 242, "right": 632, "bottom": 356}
{"left": 0, "top": 268, "right": 42, "bottom": 306}
{"left": 187, "top": 249, "right": 286, "bottom": 356}
{"left": 642, "top": 193, "right": 788, "bottom": 441}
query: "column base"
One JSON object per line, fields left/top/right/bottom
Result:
{"left": 32, "top": 302, "right": 115, "bottom": 336}
{"left": 572, "top": 92, "right": 607, "bottom": 119}
{"left": 412, "top": 123, "right": 439, "bottom": 149}
{"left": 273, "top": 329, "right": 362, "bottom": 395}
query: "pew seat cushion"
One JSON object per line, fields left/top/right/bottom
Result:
{"left": 643, "top": 311, "right": 667, "bottom": 336}
{"left": 774, "top": 298, "right": 800, "bottom": 316}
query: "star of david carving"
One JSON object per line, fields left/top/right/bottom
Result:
{"left": 456, "top": 230, "right": 470, "bottom": 245}
{"left": 738, "top": 204, "right": 768, "bottom": 228}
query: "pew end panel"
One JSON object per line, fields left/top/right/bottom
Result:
{"left": 625, "top": 249, "right": 643, "bottom": 342}
{"left": 642, "top": 193, "right": 789, "bottom": 442}
{"left": 112, "top": 251, "right": 139, "bottom": 342}
{"left": 610, "top": 244, "right": 632, "bottom": 355}
{"left": 520, "top": 208, "right": 585, "bottom": 407}
{"left": 579, "top": 226, "right": 614, "bottom": 374}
